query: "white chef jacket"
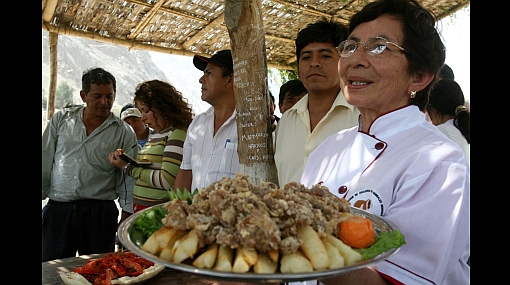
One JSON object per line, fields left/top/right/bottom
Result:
{"left": 180, "top": 107, "right": 239, "bottom": 191}
{"left": 301, "top": 105, "right": 469, "bottom": 285}
{"left": 275, "top": 91, "right": 359, "bottom": 187}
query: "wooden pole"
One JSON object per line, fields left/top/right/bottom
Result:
{"left": 47, "top": 32, "right": 58, "bottom": 122}
{"left": 225, "top": 0, "right": 278, "bottom": 185}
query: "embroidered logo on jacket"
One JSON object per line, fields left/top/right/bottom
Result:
{"left": 347, "top": 189, "right": 384, "bottom": 215}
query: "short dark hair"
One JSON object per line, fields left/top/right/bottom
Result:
{"left": 81, "top": 67, "right": 116, "bottom": 94}
{"left": 439, "top": 64, "right": 455, "bottom": 80}
{"left": 349, "top": 0, "right": 445, "bottom": 111}
{"left": 295, "top": 18, "right": 349, "bottom": 65}
{"left": 279, "top": 79, "right": 307, "bottom": 104}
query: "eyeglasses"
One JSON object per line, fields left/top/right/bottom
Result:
{"left": 336, "top": 37, "right": 409, "bottom": 58}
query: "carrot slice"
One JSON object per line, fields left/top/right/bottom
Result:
{"left": 337, "top": 215, "right": 376, "bottom": 249}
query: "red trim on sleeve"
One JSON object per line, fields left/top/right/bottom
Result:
{"left": 378, "top": 271, "right": 404, "bottom": 285}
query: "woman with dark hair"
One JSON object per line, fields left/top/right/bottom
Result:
{"left": 427, "top": 78, "right": 470, "bottom": 161}
{"left": 109, "top": 80, "right": 194, "bottom": 212}
{"left": 300, "top": 0, "right": 469, "bottom": 284}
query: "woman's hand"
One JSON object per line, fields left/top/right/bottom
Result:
{"left": 108, "top": 149, "right": 128, "bottom": 169}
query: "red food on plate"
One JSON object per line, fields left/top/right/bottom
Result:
{"left": 60, "top": 251, "right": 164, "bottom": 285}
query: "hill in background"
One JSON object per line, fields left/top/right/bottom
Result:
{"left": 42, "top": 31, "right": 282, "bottom": 121}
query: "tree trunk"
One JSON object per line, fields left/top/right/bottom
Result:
{"left": 47, "top": 32, "right": 58, "bottom": 122}
{"left": 225, "top": 0, "right": 278, "bottom": 185}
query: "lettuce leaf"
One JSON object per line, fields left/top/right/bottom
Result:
{"left": 133, "top": 206, "right": 168, "bottom": 238}
{"left": 355, "top": 230, "right": 406, "bottom": 260}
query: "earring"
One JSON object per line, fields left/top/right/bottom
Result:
{"left": 410, "top": 90, "right": 416, "bottom": 98}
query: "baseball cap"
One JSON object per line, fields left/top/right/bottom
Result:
{"left": 121, "top": 108, "right": 142, "bottom": 121}
{"left": 193, "top": 50, "right": 234, "bottom": 74}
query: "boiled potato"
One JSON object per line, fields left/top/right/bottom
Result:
{"left": 253, "top": 252, "right": 278, "bottom": 274}
{"left": 213, "top": 244, "right": 234, "bottom": 272}
{"left": 232, "top": 247, "right": 251, "bottom": 273}
{"left": 280, "top": 250, "right": 314, "bottom": 273}
{"left": 322, "top": 237, "right": 345, "bottom": 269}
{"left": 297, "top": 225, "right": 330, "bottom": 270}
{"left": 141, "top": 232, "right": 161, "bottom": 255}
{"left": 192, "top": 243, "right": 219, "bottom": 269}
{"left": 326, "top": 234, "right": 363, "bottom": 266}
{"left": 172, "top": 229, "right": 199, "bottom": 263}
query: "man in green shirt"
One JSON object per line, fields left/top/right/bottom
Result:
{"left": 42, "top": 67, "right": 138, "bottom": 262}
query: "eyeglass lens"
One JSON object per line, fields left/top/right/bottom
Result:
{"left": 340, "top": 38, "right": 389, "bottom": 56}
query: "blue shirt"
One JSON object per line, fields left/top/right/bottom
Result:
{"left": 42, "top": 106, "right": 138, "bottom": 212}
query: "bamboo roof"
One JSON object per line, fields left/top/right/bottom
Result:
{"left": 42, "top": 0, "right": 469, "bottom": 70}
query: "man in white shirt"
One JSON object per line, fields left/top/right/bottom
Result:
{"left": 274, "top": 19, "right": 360, "bottom": 187}
{"left": 173, "top": 50, "right": 239, "bottom": 191}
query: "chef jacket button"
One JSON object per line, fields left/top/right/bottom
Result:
{"left": 375, "top": 142, "right": 384, "bottom": 150}
{"left": 338, "top": 185, "right": 348, "bottom": 194}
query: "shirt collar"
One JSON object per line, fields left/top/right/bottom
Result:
{"left": 289, "top": 90, "right": 356, "bottom": 115}
{"left": 365, "top": 105, "right": 425, "bottom": 138}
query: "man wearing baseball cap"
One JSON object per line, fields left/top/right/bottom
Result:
{"left": 120, "top": 103, "right": 153, "bottom": 150}
{"left": 174, "top": 49, "right": 240, "bottom": 192}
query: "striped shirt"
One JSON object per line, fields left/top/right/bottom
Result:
{"left": 130, "top": 126, "right": 187, "bottom": 207}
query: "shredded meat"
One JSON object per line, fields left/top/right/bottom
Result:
{"left": 162, "top": 174, "right": 350, "bottom": 254}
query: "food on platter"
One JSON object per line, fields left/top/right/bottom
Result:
{"left": 280, "top": 250, "right": 313, "bottom": 273}
{"left": 325, "top": 234, "right": 364, "bottom": 266}
{"left": 297, "top": 225, "right": 330, "bottom": 270}
{"left": 322, "top": 238, "right": 345, "bottom": 269}
{"left": 129, "top": 188, "right": 197, "bottom": 247}
{"left": 172, "top": 229, "right": 200, "bottom": 263}
{"left": 135, "top": 174, "right": 406, "bottom": 274}
{"left": 253, "top": 251, "right": 278, "bottom": 273}
{"left": 192, "top": 243, "right": 219, "bottom": 269}
{"left": 232, "top": 246, "right": 254, "bottom": 273}
{"left": 213, "top": 244, "right": 234, "bottom": 272}
{"left": 338, "top": 215, "right": 377, "bottom": 248}
{"left": 357, "top": 230, "right": 407, "bottom": 260}
{"left": 59, "top": 251, "right": 164, "bottom": 285}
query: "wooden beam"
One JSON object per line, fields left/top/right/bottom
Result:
{"left": 42, "top": 22, "right": 295, "bottom": 70}
{"left": 42, "top": 0, "right": 59, "bottom": 22}
{"left": 181, "top": 14, "right": 225, "bottom": 50}
{"left": 129, "top": 0, "right": 208, "bottom": 23}
{"left": 43, "top": 22, "right": 197, "bottom": 57}
{"left": 270, "top": 0, "right": 334, "bottom": 18}
{"left": 127, "top": 0, "right": 166, "bottom": 40}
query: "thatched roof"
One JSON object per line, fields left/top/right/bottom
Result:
{"left": 42, "top": 0, "right": 469, "bottom": 70}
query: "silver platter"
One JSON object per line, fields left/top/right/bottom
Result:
{"left": 118, "top": 205, "right": 400, "bottom": 283}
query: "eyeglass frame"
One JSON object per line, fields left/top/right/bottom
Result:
{"left": 336, "top": 36, "right": 409, "bottom": 58}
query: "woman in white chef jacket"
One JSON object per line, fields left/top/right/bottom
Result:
{"left": 300, "top": 0, "right": 470, "bottom": 284}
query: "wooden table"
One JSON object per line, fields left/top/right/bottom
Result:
{"left": 42, "top": 253, "right": 281, "bottom": 285}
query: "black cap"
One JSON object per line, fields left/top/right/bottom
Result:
{"left": 439, "top": 64, "right": 454, "bottom": 80}
{"left": 193, "top": 50, "right": 234, "bottom": 74}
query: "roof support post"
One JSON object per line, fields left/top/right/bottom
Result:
{"left": 47, "top": 31, "right": 58, "bottom": 122}
{"left": 225, "top": 0, "right": 278, "bottom": 185}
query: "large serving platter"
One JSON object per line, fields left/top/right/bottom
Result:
{"left": 118, "top": 205, "right": 400, "bottom": 283}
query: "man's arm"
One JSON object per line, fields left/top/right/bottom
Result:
{"left": 116, "top": 131, "right": 138, "bottom": 214}
{"left": 42, "top": 112, "right": 61, "bottom": 199}
{"left": 320, "top": 267, "right": 393, "bottom": 285}
{"left": 173, "top": 169, "right": 193, "bottom": 191}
